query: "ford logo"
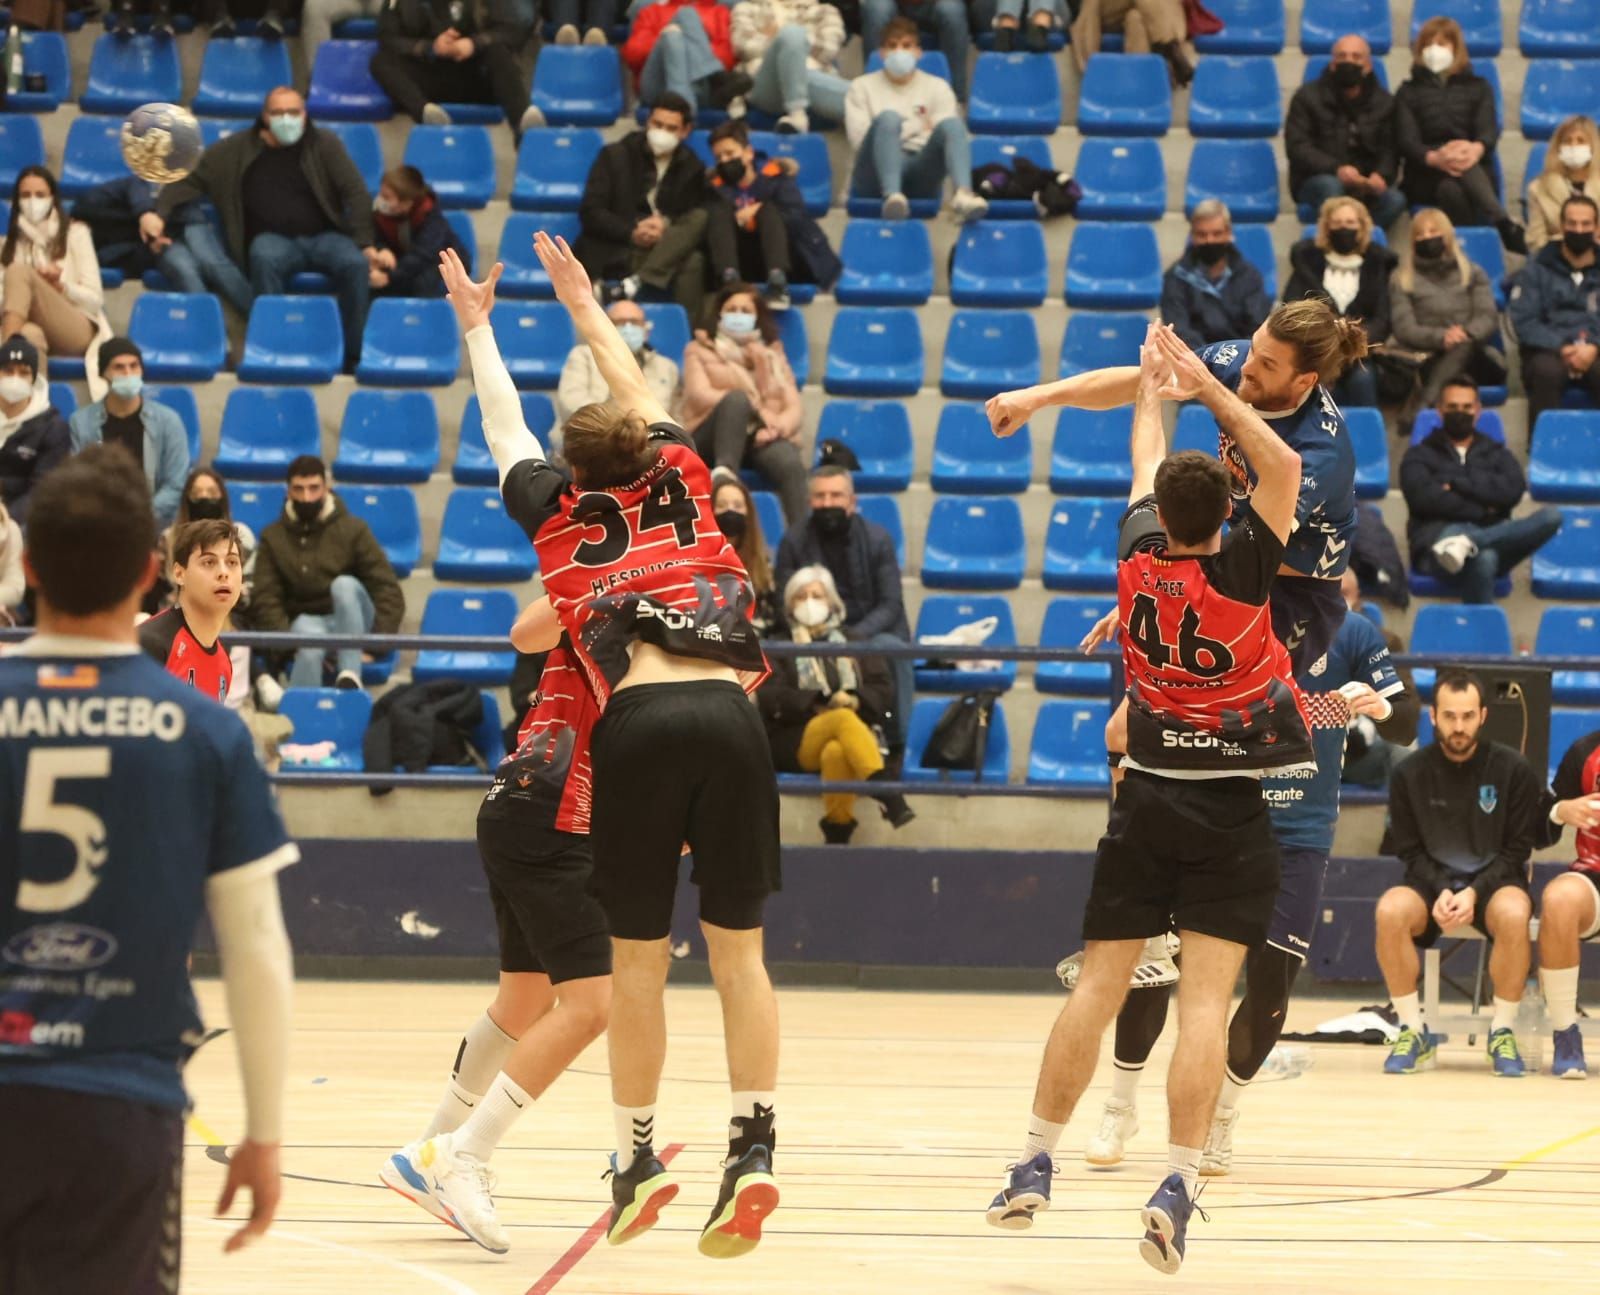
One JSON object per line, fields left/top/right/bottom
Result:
{"left": 2, "top": 923, "right": 119, "bottom": 972}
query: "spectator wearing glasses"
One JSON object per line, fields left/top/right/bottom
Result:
{"left": 555, "top": 298, "right": 683, "bottom": 449}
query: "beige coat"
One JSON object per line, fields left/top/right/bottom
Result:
{"left": 681, "top": 332, "right": 802, "bottom": 441}
{"left": 0, "top": 218, "right": 113, "bottom": 398}
{"left": 555, "top": 343, "right": 681, "bottom": 428}
{"left": 1526, "top": 167, "right": 1600, "bottom": 252}
{"left": 1070, "top": 0, "right": 1187, "bottom": 72}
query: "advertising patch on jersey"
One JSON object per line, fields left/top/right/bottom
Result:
{"left": 1308, "top": 652, "right": 1329, "bottom": 677}
{"left": 36, "top": 663, "right": 99, "bottom": 690}
{"left": 1479, "top": 784, "right": 1498, "bottom": 814}
{"left": 3, "top": 923, "right": 119, "bottom": 972}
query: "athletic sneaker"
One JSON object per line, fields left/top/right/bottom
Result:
{"left": 1057, "top": 934, "right": 1179, "bottom": 992}
{"left": 604, "top": 1145, "right": 679, "bottom": 1246}
{"left": 379, "top": 1140, "right": 462, "bottom": 1233}
{"left": 1487, "top": 1027, "right": 1526, "bottom": 1077}
{"left": 383, "top": 1133, "right": 507, "bottom": 1253}
{"left": 1139, "top": 1173, "right": 1202, "bottom": 1275}
{"left": 1383, "top": 1026, "right": 1439, "bottom": 1074}
{"left": 1430, "top": 533, "right": 1478, "bottom": 575}
{"left": 1199, "top": 1108, "right": 1238, "bottom": 1177}
{"left": 985, "top": 1151, "right": 1053, "bottom": 1229}
{"left": 1552, "top": 1024, "right": 1588, "bottom": 1079}
{"left": 698, "top": 1145, "right": 780, "bottom": 1258}
{"left": 1084, "top": 1100, "right": 1139, "bottom": 1167}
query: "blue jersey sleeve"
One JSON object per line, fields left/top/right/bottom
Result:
{"left": 1198, "top": 339, "right": 1250, "bottom": 386}
{"left": 1293, "top": 390, "right": 1358, "bottom": 529}
{"left": 208, "top": 718, "right": 295, "bottom": 879}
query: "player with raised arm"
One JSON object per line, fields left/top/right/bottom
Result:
{"left": 440, "top": 237, "right": 783, "bottom": 1259}
{"left": 139, "top": 517, "right": 243, "bottom": 702}
{"left": 984, "top": 325, "right": 1312, "bottom": 1276}
{"left": 0, "top": 446, "right": 295, "bottom": 1290}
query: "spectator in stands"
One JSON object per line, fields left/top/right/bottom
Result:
{"left": 1507, "top": 194, "right": 1600, "bottom": 427}
{"left": 1388, "top": 207, "right": 1504, "bottom": 408}
{"left": 683, "top": 282, "right": 807, "bottom": 525}
{"left": 0, "top": 500, "right": 20, "bottom": 626}
{"left": 711, "top": 466, "right": 782, "bottom": 633}
{"left": 369, "top": 0, "right": 542, "bottom": 138}
{"left": 624, "top": 0, "right": 752, "bottom": 114}
{"left": 1160, "top": 199, "right": 1272, "bottom": 353}
{"left": 0, "top": 335, "right": 68, "bottom": 526}
{"left": 0, "top": 167, "right": 112, "bottom": 378}
{"left": 251, "top": 454, "right": 405, "bottom": 691}
{"left": 547, "top": 0, "right": 616, "bottom": 45}
{"left": 844, "top": 17, "right": 988, "bottom": 224}
{"left": 732, "top": 0, "right": 848, "bottom": 133}
{"left": 861, "top": 0, "right": 971, "bottom": 102}
{"left": 1526, "top": 115, "right": 1600, "bottom": 253}
{"left": 775, "top": 464, "right": 912, "bottom": 758}
{"left": 1395, "top": 16, "right": 1525, "bottom": 253}
{"left": 143, "top": 87, "right": 375, "bottom": 372}
{"left": 974, "top": 0, "right": 1067, "bottom": 54}
{"left": 555, "top": 298, "right": 682, "bottom": 438}
{"left": 1284, "top": 196, "right": 1395, "bottom": 407}
{"left": 1535, "top": 724, "right": 1600, "bottom": 1080}
{"left": 67, "top": 339, "right": 189, "bottom": 529}
{"left": 367, "top": 166, "right": 469, "bottom": 299}
{"left": 758, "top": 564, "right": 914, "bottom": 844}
{"left": 1399, "top": 377, "right": 1561, "bottom": 603}
{"left": 1069, "top": 0, "right": 1191, "bottom": 86}
{"left": 303, "top": 0, "right": 382, "bottom": 54}
{"left": 575, "top": 93, "right": 711, "bottom": 315}
{"left": 707, "top": 120, "right": 841, "bottom": 309}
{"left": 1285, "top": 34, "right": 1405, "bottom": 232}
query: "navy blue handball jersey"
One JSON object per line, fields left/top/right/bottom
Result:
{"left": 0, "top": 642, "right": 296, "bottom": 1113}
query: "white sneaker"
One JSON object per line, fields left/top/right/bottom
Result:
{"left": 1430, "top": 532, "right": 1478, "bottom": 574}
{"left": 881, "top": 192, "right": 910, "bottom": 220}
{"left": 335, "top": 669, "right": 364, "bottom": 691}
{"left": 254, "top": 672, "right": 284, "bottom": 713}
{"left": 421, "top": 102, "right": 451, "bottom": 125}
{"left": 950, "top": 187, "right": 990, "bottom": 223}
{"left": 776, "top": 108, "right": 809, "bottom": 133}
{"left": 395, "top": 1133, "right": 509, "bottom": 1254}
{"left": 726, "top": 95, "right": 747, "bottom": 119}
{"left": 554, "top": 21, "right": 579, "bottom": 42}
{"left": 380, "top": 1140, "right": 463, "bottom": 1233}
{"left": 1084, "top": 1100, "right": 1139, "bottom": 1167}
{"left": 519, "top": 104, "right": 547, "bottom": 133}
{"left": 1133, "top": 933, "right": 1180, "bottom": 988}
{"left": 1199, "top": 1107, "right": 1239, "bottom": 1177}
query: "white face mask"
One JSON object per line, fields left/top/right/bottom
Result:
{"left": 1420, "top": 42, "right": 1454, "bottom": 74}
{"left": 19, "top": 196, "right": 52, "bottom": 225}
{"left": 0, "top": 375, "right": 32, "bottom": 405}
{"left": 791, "top": 596, "right": 831, "bottom": 629}
{"left": 645, "top": 127, "right": 680, "bottom": 158}
{"left": 1559, "top": 143, "right": 1594, "bottom": 171}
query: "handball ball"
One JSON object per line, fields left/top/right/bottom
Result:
{"left": 120, "top": 103, "right": 203, "bottom": 185}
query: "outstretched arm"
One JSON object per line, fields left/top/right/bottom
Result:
{"left": 1128, "top": 323, "right": 1167, "bottom": 504}
{"left": 985, "top": 366, "right": 1140, "bottom": 438}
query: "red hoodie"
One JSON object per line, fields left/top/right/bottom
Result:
{"left": 622, "top": 0, "right": 734, "bottom": 77}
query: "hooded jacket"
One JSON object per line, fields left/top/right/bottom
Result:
{"left": 710, "top": 153, "right": 841, "bottom": 287}
{"left": 372, "top": 188, "right": 469, "bottom": 298}
{"left": 250, "top": 491, "right": 405, "bottom": 633}
{"left": 1399, "top": 426, "right": 1528, "bottom": 556}
{"left": 1506, "top": 241, "right": 1600, "bottom": 353}
{"left": 576, "top": 130, "right": 712, "bottom": 276}
{"left": 0, "top": 379, "right": 70, "bottom": 525}
{"left": 69, "top": 396, "right": 191, "bottom": 527}
{"left": 1284, "top": 66, "right": 1398, "bottom": 196}
{"left": 1160, "top": 245, "right": 1272, "bottom": 352}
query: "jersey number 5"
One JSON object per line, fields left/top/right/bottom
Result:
{"left": 572, "top": 467, "right": 699, "bottom": 568}
{"left": 1126, "top": 593, "right": 1236, "bottom": 679}
{"left": 16, "top": 748, "right": 111, "bottom": 913}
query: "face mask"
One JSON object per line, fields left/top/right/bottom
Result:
{"left": 811, "top": 505, "right": 849, "bottom": 537}
{"left": 187, "top": 496, "right": 225, "bottom": 521}
{"left": 1414, "top": 236, "right": 1446, "bottom": 260}
{"left": 1559, "top": 144, "right": 1594, "bottom": 171}
{"left": 1442, "top": 410, "right": 1476, "bottom": 441}
{"left": 109, "top": 374, "right": 143, "bottom": 400}
{"left": 720, "top": 311, "right": 758, "bottom": 339}
{"left": 18, "top": 196, "right": 52, "bottom": 225}
{"left": 1420, "top": 43, "right": 1454, "bottom": 74}
{"left": 374, "top": 196, "right": 403, "bottom": 217}
{"left": 616, "top": 321, "right": 647, "bottom": 354}
{"left": 883, "top": 49, "right": 917, "bottom": 79}
{"left": 791, "top": 596, "right": 831, "bottom": 629}
{"left": 0, "top": 375, "right": 31, "bottom": 405}
{"left": 1563, "top": 229, "right": 1596, "bottom": 256}
{"left": 715, "top": 509, "right": 747, "bottom": 541}
{"left": 291, "top": 497, "right": 322, "bottom": 523}
{"left": 269, "top": 113, "right": 305, "bottom": 146}
{"left": 715, "top": 158, "right": 746, "bottom": 185}
{"left": 645, "top": 127, "right": 679, "bottom": 158}
{"left": 1193, "top": 240, "right": 1230, "bottom": 265}
{"left": 1328, "top": 227, "right": 1361, "bottom": 255}
{"left": 1329, "top": 61, "right": 1366, "bottom": 89}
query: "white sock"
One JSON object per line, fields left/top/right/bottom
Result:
{"left": 452, "top": 1071, "right": 533, "bottom": 1164}
{"left": 1544, "top": 965, "right": 1580, "bottom": 1031}
{"left": 1022, "top": 1112, "right": 1066, "bottom": 1162}
{"left": 614, "top": 1103, "right": 656, "bottom": 1162}
{"left": 424, "top": 1012, "right": 518, "bottom": 1138}
{"left": 1215, "top": 1070, "right": 1248, "bottom": 1115}
{"left": 1392, "top": 992, "right": 1422, "bottom": 1031}
{"left": 1109, "top": 1061, "right": 1143, "bottom": 1108}
{"left": 1169, "top": 1143, "right": 1203, "bottom": 1200}
{"left": 1491, "top": 996, "right": 1519, "bottom": 1033}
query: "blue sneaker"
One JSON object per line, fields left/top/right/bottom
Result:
{"left": 1487, "top": 1027, "right": 1526, "bottom": 1077}
{"left": 1552, "top": 1024, "right": 1588, "bottom": 1079}
{"left": 1139, "top": 1172, "right": 1201, "bottom": 1275}
{"left": 985, "top": 1151, "right": 1053, "bottom": 1230}
{"left": 1383, "top": 1026, "right": 1439, "bottom": 1074}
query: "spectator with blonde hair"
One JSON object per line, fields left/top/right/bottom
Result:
{"left": 1526, "top": 115, "right": 1600, "bottom": 253}
{"left": 1389, "top": 206, "right": 1503, "bottom": 407}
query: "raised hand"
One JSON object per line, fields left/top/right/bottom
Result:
{"left": 1078, "top": 606, "right": 1119, "bottom": 653}
{"left": 533, "top": 230, "right": 595, "bottom": 308}
{"left": 439, "top": 246, "right": 501, "bottom": 332}
{"left": 1150, "top": 324, "right": 1213, "bottom": 403}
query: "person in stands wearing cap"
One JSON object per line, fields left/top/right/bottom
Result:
{"left": 0, "top": 334, "right": 71, "bottom": 527}
{"left": 67, "top": 338, "right": 191, "bottom": 529}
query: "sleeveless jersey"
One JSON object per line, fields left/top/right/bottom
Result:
{"left": 501, "top": 424, "right": 769, "bottom": 703}
{"left": 1117, "top": 496, "right": 1314, "bottom": 777}
{"left": 139, "top": 607, "right": 232, "bottom": 704}
{"left": 0, "top": 641, "right": 296, "bottom": 1113}
{"left": 479, "top": 639, "right": 598, "bottom": 835}
{"left": 1552, "top": 727, "right": 1600, "bottom": 873}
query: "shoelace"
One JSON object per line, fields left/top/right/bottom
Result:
{"left": 1094, "top": 1106, "right": 1130, "bottom": 1145}
{"left": 1488, "top": 1031, "right": 1520, "bottom": 1061}
{"left": 1392, "top": 1026, "right": 1422, "bottom": 1052}
{"left": 1190, "top": 1181, "right": 1211, "bottom": 1225}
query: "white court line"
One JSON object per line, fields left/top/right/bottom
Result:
{"left": 192, "top": 1217, "right": 484, "bottom": 1295}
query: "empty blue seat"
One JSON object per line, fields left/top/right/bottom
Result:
{"left": 1537, "top": 608, "right": 1600, "bottom": 705}
{"left": 314, "top": 120, "right": 384, "bottom": 192}
{"left": 1064, "top": 222, "right": 1161, "bottom": 308}
{"left": 453, "top": 392, "right": 556, "bottom": 484}
{"left": 59, "top": 116, "right": 126, "bottom": 198}
{"left": 972, "top": 136, "right": 1057, "bottom": 219}
{"left": 531, "top": 46, "right": 623, "bottom": 126}
{"left": 922, "top": 495, "right": 1025, "bottom": 589}
{"left": 640, "top": 302, "right": 691, "bottom": 365}
{"left": 836, "top": 220, "right": 934, "bottom": 305}
{"left": 930, "top": 403, "right": 1031, "bottom": 493}
{"left": 1413, "top": 604, "right": 1512, "bottom": 656}
{"left": 414, "top": 590, "right": 519, "bottom": 684}
{"left": 824, "top": 308, "right": 923, "bottom": 396}
{"left": 1411, "top": 407, "right": 1505, "bottom": 444}
{"left": 950, "top": 222, "right": 1047, "bottom": 306}
{"left": 814, "top": 401, "right": 913, "bottom": 491}
{"left": 341, "top": 484, "right": 423, "bottom": 577}
{"left": 1227, "top": 222, "right": 1278, "bottom": 298}
{"left": 512, "top": 128, "right": 603, "bottom": 211}
{"left": 81, "top": 33, "right": 181, "bottom": 113}
{"left": 1534, "top": 509, "right": 1600, "bottom": 597}
{"left": 1302, "top": 56, "right": 1390, "bottom": 89}
{"left": 1042, "top": 496, "right": 1121, "bottom": 591}
{"left": 968, "top": 51, "right": 1061, "bottom": 135}
{"left": 192, "top": 36, "right": 293, "bottom": 115}
{"left": 238, "top": 296, "right": 344, "bottom": 384}
{"left": 1074, "top": 137, "right": 1166, "bottom": 221}
{"left": 941, "top": 309, "right": 1039, "bottom": 400}
{"left": 435, "top": 487, "right": 537, "bottom": 581}
{"left": 1028, "top": 698, "right": 1112, "bottom": 789}
{"left": 129, "top": 293, "right": 227, "bottom": 381}
{"left": 905, "top": 696, "right": 1011, "bottom": 782}
{"left": 1301, "top": 0, "right": 1390, "bottom": 52}
{"left": 1411, "top": 0, "right": 1500, "bottom": 54}
{"left": 1344, "top": 406, "right": 1389, "bottom": 500}
{"left": 6, "top": 33, "right": 69, "bottom": 112}
{"left": 751, "top": 490, "right": 785, "bottom": 553}
{"left": 1520, "top": 0, "right": 1600, "bottom": 56}
{"left": 0, "top": 118, "right": 44, "bottom": 192}
{"left": 496, "top": 211, "right": 582, "bottom": 296}
{"left": 1077, "top": 54, "right": 1171, "bottom": 136}
{"left": 1059, "top": 311, "right": 1148, "bottom": 377}
{"left": 46, "top": 382, "right": 77, "bottom": 419}
{"left": 1186, "top": 139, "right": 1280, "bottom": 221}
{"left": 914, "top": 595, "right": 1019, "bottom": 692}
{"left": 773, "top": 307, "right": 810, "bottom": 386}
{"left": 214, "top": 387, "right": 321, "bottom": 480}
{"left": 228, "top": 483, "right": 282, "bottom": 540}
{"left": 490, "top": 301, "right": 575, "bottom": 390}
{"left": 1189, "top": 56, "right": 1281, "bottom": 136}
{"left": 1050, "top": 407, "right": 1135, "bottom": 495}
{"left": 333, "top": 390, "right": 440, "bottom": 483}
{"left": 145, "top": 385, "right": 201, "bottom": 463}
{"left": 1036, "top": 596, "right": 1119, "bottom": 694}
{"left": 1522, "top": 60, "right": 1600, "bottom": 139}
{"left": 445, "top": 210, "right": 479, "bottom": 275}
{"left": 1193, "top": 0, "right": 1285, "bottom": 53}
{"left": 277, "top": 689, "right": 371, "bottom": 771}
{"left": 844, "top": 192, "right": 940, "bottom": 219}
{"left": 355, "top": 298, "right": 460, "bottom": 386}
{"left": 1530, "top": 412, "right": 1600, "bottom": 502}
{"left": 307, "top": 40, "right": 392, "bottom": 120}
{"left": 856, "top": 493, "right": 905, "bottom": 566}
{"left": 402, "top": 125, "right": 495, "bottom": 209}
{"left": 1550, "top": 709, "right": 1600, "bottom": 783}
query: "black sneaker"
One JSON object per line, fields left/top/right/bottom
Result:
{"left": 764, "top": 272, "right": 791, "bottom": 311}
{"left": 993, "top": 26, "right": 1015, "bottom": 51}
{"left": 1024, "top": 21, "right": 1049, "bottom": 52}
{"left": 707, "top": 69, "right": 754, "bottom": 108}
{"left": 820, "top": 817, "right": 856, "bottom": 844}
{"left": 211, "top": 11, "right": 237, "bottom": 37}
{"left": 698, "top": 1144, "right": 779, "bottom": 1259}
{"left": 1496, "top": 218, "right": 1528, "bottom": 256}
{"left": 868, "top": 769, "right": 915, "bottom": 828}
{"left": 603, "top": 1146, "right": 679, "bottom": 1247}
{"left": 257, "top": 7, "right": 285, "bottom": 38}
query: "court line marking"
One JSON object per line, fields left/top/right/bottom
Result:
{"left": 192, "top": 1217, "right": 484, "bottom": 1295}
{"left": 1503, "top": 1123, "right": 1600, "bottom": 1168}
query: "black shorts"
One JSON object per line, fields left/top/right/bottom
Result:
{"left": 1406, "top": 878, "right": 1527, "bottom": 948}
{"left": 0, "top": 1085, "right": 183, "bottom": 1295}
{"left": 1265, "top": 846, "right": 1329, "bottom": 961}
{"left": 477, "top": 814, "right": 612, "bottom": 983}
{"left": 1084, "top": 770, "right": 1280, "bottom": 949}
{"left": 1270, "top": 574, "right": 1347, "bottom": 675}
{"left": 590, "top": 680, "right": 781, "bottom": 941}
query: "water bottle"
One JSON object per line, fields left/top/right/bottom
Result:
{"left": 1258, "top": 1044, "right": 1313, "bottom": 1081}
{"left": 1517, "top": 979, "right": 1547, "bottom": 1074}
{"left": 4, "top": 27, "right": 22, "bottom": 100}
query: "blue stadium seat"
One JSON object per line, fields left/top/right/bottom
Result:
{"left": 1344, "top": 406, "right": 1390, "bottom": 500}
{"left": 734, "top": 132, "right": 832, "bottom": 218}
{"left": 773, "top": 307, "right": 809, "bottom": 386}
{"left": 496, "top": 211, "right": 582, "bottom": 297}
{"left": 635, "top": 302, "right": 689, "bottom": 365}
{"left": 511, "top": 128, "right": 603, "bottom": 211}
{"left": 490, "top": 301, "right": 575, "bottom": 390}
{"left": 277, "top": 689, "right": 371, "bottom": 771}
{"left": 59, "top": 116, "right": 126, "bottom": 198}
{"left": 1231, "top": 222, "right": 1279, "bottom": 297}
{"left": 941, "top": 309, "right": 1039, "bottom": 399}
{"left": 213, "top": 387, "right": 321, "bottom": 480}
{"left": 445, "top": 210, "right": 478, "bottom": 274}
{"left": 355, "top": 298, "right": 460, "bottom": 386}
{"left": 813, "top": 401, "right": 914, "bottom": 491}
{"left": 81, "top": 33, "right": 181, "bottom": 113}
{"left": 1536, "top": 608, "right": 1600, "bottom": 705}
{"left": 914, "top": 595, "right": 1019, "bottom": 692}
{"left": 0, "top": 117, "right": 43, "bottom": 192}
{"left": 1407, "top": 570, "right": 1512, "bottom": 598}
{"left": 402, "top": 125, "right": 495, "bottom": 209}
{"left": 238, "top": 296, "right": 344, "bottom": 385}
{"left": 1301, "top": 0, "right": 1390, "bottom": 52}
{"left": 950, "top": 222, "right": 1047, "bottom": 306}
{"left": 1064, "top": 222, "right": 1162, "bottom": 308}
{"left": 1521, "top": 141, "right": 1548, "bottom": 218}
{"left": 930, "top": 403, "right": 1031, "bottom": 493}
{"left": 192, "top": 36, "right": 293, "bottom": 115}
{"left": 45, "top": 383, "right": 76, "bottom": 420}
{"left": 435, "top": 487, "right": 537, "bottom": 581}
{"left": 306, "top": 120, "right": 380, "bottom": 194}
{"left": 1529, "top": 412, "right": 1600, "bottom": 502}
{"left": 307, "top": 40, "right": 392, "bottom": 120}
{"left": 129, "top": 293, "right": 227, "bottom": 381}
{"left": 972, "top": 136, "right": 1057, "bottom": 219}
{"left": 1413, "top": 604, "right": 1512, "bottom": 656}
{"left": 1050, "top": 407, "right": 1136, "bottom": 495}
{"left": 968, "top": 51, "right": 1061, "bottom": 135}
{"left": 1185, "top": 138, "right": 1280, "bottom": 220}
{"left": 1028, "top": 699, "right": 1112, "bottom": 789}
{"left": 751, "top": 491, "right": 786, "bottom": 554}
{"left": 341, "top": 484, "right": 423, "bottom": 577}
{"left": 531, "top": 46, "right": 623, "bottom": 126}
{"left": 1036, "top": 596, "right": 1119, "bottom": 695}
{"left": 836, "top": 220, "right": 934, "bottom": 305}
{"left": 1172, "top": 403, "right": 1221, "bottom": 456}
{"left": 1194, "top": 0, "right": 1285, "bottom": 53}
{"left": 1073, "top": 137, "right": 1166, "bottom": 221}
{"left": 1534, "top": 509, "right": 1600, "bottom": 597}
{"left": 1058, "top": 311, "right": 1148, "bottom": 377}
{"left": 1520, "top": 0, "right": 1600, "bottom": 56}
{"left": 1521, "top": 60, "right": 1600, "bottom": 139}
{"left": 1411, "top": 407, "right": 1505, "bottom": 444}
{"left": 856, "top": 494, "right": 905, "bottom": 566}
{"left": 413, "top": 590, "right": 519, "bottom": 684}
{"left": 1411, "top": 0, "right": 1501, "bottom": 55}
{"left": 922, "top": 495, "right": 1025, "bottom": 589}
{"left": 1303, "top": 56, "right": 1390, "bottom": 89}
{"left": 824, "top": 308, "right": 923, "bottom": 396}
{"left": 228, "top": 483, "right": 281, "bottom": 540}
{"left": 6, "top": 33, "right": 69, "bottom": 112}
{"left": 1477, "top": 59, "right": 1505, "bottom": 129}
{"left": 145, "top": 386, "right": 200, "bottom": 464}
{"left": 332, "top": 390, "right": 440, "bottom": 484}
{"left": 905, "top": 696, "right": 1011, "bottom": 783}
{"left": 1042, "top": 497, "right": 1121, "bottom": 591}
{"left": 1550, "top": 709, "right": 1600, "bottom": 784}
{"left": 453, "top": 392, "right": 556, "bottom": 484}
{"left": 1188, "top": 56, "right": 1282, "bottom": 137}
{"left": 437, "top": 100, "right": 505, "bottom": 126}
{"left": 844, "top": 192, "right": 940, "bottom": 219}
{"left": 863, "top": 49, "right": 953, "bottom": 82}
{"left": 1077, "top": 54, "right": 1171, "bottom": 137}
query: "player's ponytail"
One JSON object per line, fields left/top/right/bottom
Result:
{"left": 1265, "top": 299, "right": 1371, "bottom": 386}
{"left": 562, "top": 403, "right": 655, "bottom": 490}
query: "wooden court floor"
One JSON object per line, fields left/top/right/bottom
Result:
{"left": 181, "top": 980, "right": 1600, "bottom": 1295}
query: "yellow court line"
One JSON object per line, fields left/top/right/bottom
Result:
{"left": 1503, "top": 1123, "right": 1600, "bottom": 1168}
{"left": 188, "top": 1114, "right": 225, "bottom": 1148}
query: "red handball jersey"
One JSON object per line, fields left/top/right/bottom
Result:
{"left": 479, "top": 639, "right": 598, "bottom": 835}
{"left": 137, "top": 608, "right": 232, "bottom": 704}
{"left": 1117, "top": 496, "right": 1313, "bottom": 777}
{"left": 1552, "top": 727, "right": 1600, "bottom": 873}
{"left": 500, "top": 424, "right": 769, "bottom": 704}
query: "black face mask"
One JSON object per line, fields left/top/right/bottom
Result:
{"left": 291, "top": 498, "right": 322, "bottom": 524}
{"left": 715, "top": 509, "right": 747, "bottom": 541}
{"left": 1442, "top": 410, "right": 1477, "bottom": 441}
{"left": 187, "top": 496, "right": 225, "bottom": 521}
{"left": 1414, "top": 236, "right": 1446, "bottom": 260}
{"left": 1193, "top": 241, "right": 1230, "bottom": 266}
{"left": 1328, "top": 227, "right": 1361, "bottom": 255}
{"left": 716, "top": 158, "right": 746, "bottom": 185}
{"left": 1329, "top": 61, "right": 1367, "bottom": 90}
{"left": 1563, "top": 229, "right": 1597, "bottom": 257}
{"left": 811, "top": 505, "right": 850, "bottom": 538}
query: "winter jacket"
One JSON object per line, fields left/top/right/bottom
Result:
{"left": 250, "top": 492, "right": 405, "bottom": 633}
{"left": 1506, "top": 242, "right": 1600, "bottom": 353}
{"left": 376, "top": 0, "right": 529, "bottom": 56}
{"left": 557, "top": 343, "right": 681, "bottom": 426}
{"left": 1526, "top": 165, "right": 1600, "bottom": 252}
{"left": 682, "top": 332, "right": 803, "bottom": 440}
{"left": 0, "top": 217, "right": 114, "bottom": 398}
{"left": 774, "top": 513, "right": 908, "bottom": 639}
{"left": 575, "top": 131, "right": 712, "bottom": 277}
{"left": 1160, "top": 246, "right": 1272, "bottom": 352}
{"left": 1284, "top": 239, "right": 1397, "bottom": 344}
{"left": 1284, "top": 67, "right": 1398, "bottom": 196}
{"left": 1394, "top": 65, "right": 1498, "bottom": 204}
{"left": 729, "top": 0, "right": 845, "bottom": 76}
{"left": 0, "top": 505, "right": 22, "bottom": 612}
{"left": 1400, "top": 427, "right": 1529, "bottom": 557}
{"left": 372, "top": 189, "right": 468, "bottom": 298}
{"left": 623, "top": 0, "right": 735, "bottom": 75}
{"left": 1352, "top": 502, "right": 1409, "bottom": 609}
{"left": 0, "top": 381, "right": 71, "bottom": 526}
{"left": 756, "top": 630, "right": 895, "bottom": 771}
{"left": 69, "top": 397, "right": 191, "bottom": 528}
{"left": 710, "top": 153, "right": 842, "bottom": 287}
{"left": 1388, "top": 256, "right": 1498, "bottom": 353}
{"left": 363, "top": 679, "right": 486, "bottom": 787}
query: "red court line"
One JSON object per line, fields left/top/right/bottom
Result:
{"left": 525, "top": 1142, "right": 685, "bottom": 1295}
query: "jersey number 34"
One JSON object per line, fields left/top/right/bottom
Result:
{"left": 572, "top": 467, "right": 699, "bottom": 567}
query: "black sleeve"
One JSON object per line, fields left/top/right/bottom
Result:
{"left": 501, "top": 457, "right": 569, "bottom": 537}
{"left": 137, "top": 614, "right": 172, "bottom": 665}
{"left": 648, "top": 420, "right": 694, "bottom": 450}
{"left": 1206, "top": 514, "right": 1285, "bottom": 606}
{"left": 1553, "top": 734, "right": 1598, "bottom": 801}
{"left": 1117, "top": 494, "right": 1166, "bottom": 561}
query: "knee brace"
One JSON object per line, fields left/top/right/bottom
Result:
{"left": 1226, "top": 944, "right": 1302, "bottom": 1082}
